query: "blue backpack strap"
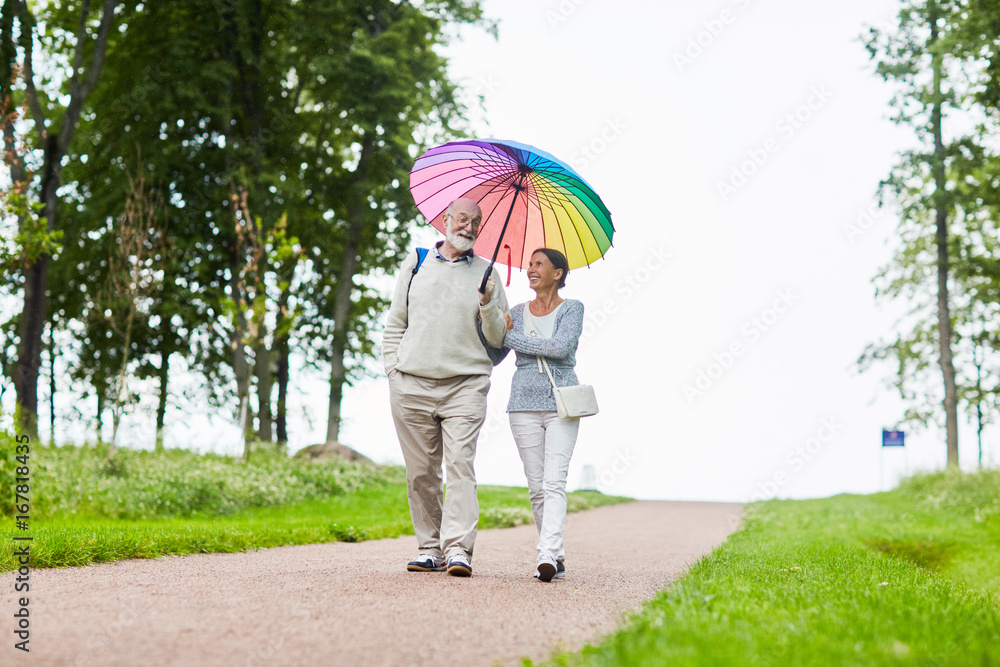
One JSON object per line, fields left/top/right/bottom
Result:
{"left": 406, "top": 248, "right": 430, "bottom": 309}
{"left": 413, "top": 247, "right": 429, "bottom": 274}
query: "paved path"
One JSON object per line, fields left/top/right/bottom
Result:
{"left": 3, "top": 501, "right": 741, "bottom": 666}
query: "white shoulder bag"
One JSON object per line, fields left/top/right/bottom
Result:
{"left": 539, "top": 356, "right": 599, "bottom": 420}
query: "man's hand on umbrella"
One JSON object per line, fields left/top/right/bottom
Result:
{"left": 480, "top": 277, "right": 495, "bottom": 306}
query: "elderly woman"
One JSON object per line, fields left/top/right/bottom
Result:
{"left": 501, "top": 248, "right": 585, "bottom": 582}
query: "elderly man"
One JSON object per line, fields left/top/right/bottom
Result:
{"left": 382, "top": 197, "right": 510, "bottom": 577}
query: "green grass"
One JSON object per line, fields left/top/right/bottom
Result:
{"left": 0, "top": 437, "right": 393, "bottom": 519}
{"left": 0, "top": 438, "right": 629, "bottom": 570}
{"left": 0, "top": 483, "right": 627, "bottom": 571}
{"left": 538, "top": 468, "right": 1000, "bottom": 666}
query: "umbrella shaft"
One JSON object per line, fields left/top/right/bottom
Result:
{"left": 480, "top": 173, "right": 524, "bottom": 293}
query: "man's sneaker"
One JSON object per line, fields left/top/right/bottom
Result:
{"left": 407, "top": 554, "right": 445, "bottom": 572}
{"left": 536, "top": 554, "right": 558, "bottom": 582}
{"left": 446, "top": 553, "right": 472, "bottom": 577}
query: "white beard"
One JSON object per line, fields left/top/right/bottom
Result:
{"left": 447, "top": 229, "right": 476, "bottom": 253}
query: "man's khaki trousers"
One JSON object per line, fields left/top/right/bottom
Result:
{"left": 389, "top": 370, "right": 490, "bottom": 561}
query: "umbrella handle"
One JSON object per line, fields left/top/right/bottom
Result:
{"left": 476, "top": 249, "right": 510, "bottom": 293}
{"left": 479, "top": 265, "right": 493, "bottom": 294}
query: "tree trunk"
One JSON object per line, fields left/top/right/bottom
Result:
{"left": 14, "top": 135, "right": 58, "bottom": 440}
{"left": 930, "top": 7, "right": 959, "bottom": 467}
{"left": 326, "top": 224, "right": 362, "bottom": 443}
{"left": 48, "top": 321, "right": 55, "bottom": 445}
{"left": 13, "top": 254, "right": 46, "bottom": 439}
{"left": 935, "top": 200, "right": 958, "bottom": 468}
{"left": 255, "top": 342, "right": 273, "bottom": 442}
{"left": 49, "top": 322, "right": 56, "bottom": 446}
{"left": 14, "top": 140, "right": 53, "bottom": 440}
{"left": 111, "top": 405, "right": 120, "bottom": 445}
{"left": 276, "top": 344, "right": 289, "bottom": 445}
{"left": 275, "top": 285, "right": 291, "bottom": 446}
{"left": 155, "top": 350, "right": 169, "bottom": 451}
{"left": 326, "top": 220, "right": 361, "bottom": 443}
{"left": 95, "top": 385, "right": 104, "bottom": 444}
{"left": 326, "top": 349, "right": 348, "bottom": 444}
{"left": 231, "top": 269, "right": 253, "bottom": 459}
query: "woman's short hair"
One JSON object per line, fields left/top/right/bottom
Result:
{"left": 533, "top": 248, "right": 569, "bottom": 288}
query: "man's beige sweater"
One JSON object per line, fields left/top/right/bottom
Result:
{"left": 382, "top": 250, "right": 510, "bottom": 379}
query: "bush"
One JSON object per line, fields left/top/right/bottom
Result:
{"left": 19, "top": 442, "right": 394, "bottom": 519}
{"left": 480, "top": 505, "right": 534, "bottom": 529}
{"left": 896, "top": 468, "right": 1000, "bottom": 513}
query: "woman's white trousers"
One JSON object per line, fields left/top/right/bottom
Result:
{"left": 508, "top": 410, "right": 580, "bottom": 562}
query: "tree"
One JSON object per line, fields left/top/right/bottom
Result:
{"left": 16, "top": 0, "right": 489, "bottom": 453}
{"left": 224, "top": 185, "right": 302, "bottom": 459}
{"left": 956, "top": 0, "right": 1000, "bottom": 111}
{"left": 861, "top": 0, "right": 997, "bottom": 466}
{"left": 62, "top": 0, "right": 302, "bottom": 448}
{"left": 286, "top": 0, "right": 489, "bottom": 443}
{"left": 2, "top": 0, "right": 119, "bottom": 439}
{"left": 104, "top": 170, "right": 165, "bottom": 453}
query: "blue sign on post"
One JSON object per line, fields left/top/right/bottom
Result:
{"left": 882, "top": 430, "right": 905, "bottom": 447}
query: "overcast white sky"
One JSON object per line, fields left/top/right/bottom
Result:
{"left": 9, "top": 0, "right": 995, "bottom": 502}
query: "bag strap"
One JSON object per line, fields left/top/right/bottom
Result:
{"left": 538, "top": 355, "right": 558, "bottom": 390}
{"left": 525, "top": 310, "right": 547, "bottom": 375}
{"left": 525, "top": 306, "right": 564, "bottom": 392}
{"left": 405, "top": 247, "right": 430, "bottom": 310}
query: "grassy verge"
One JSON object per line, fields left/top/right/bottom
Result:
{"left": 539, "top": 469, "right": 1000, "bottom": 666}
{"left": 0, "top": 438, "right": 392, "bottom": 519}
{"left": 0, "top": 481, "right": 627, "bottom": 571}
{"left": 0, "top": 437, "right": 629, "bottom": 570}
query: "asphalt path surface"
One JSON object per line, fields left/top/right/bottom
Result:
{"left": 3, "top": 501, "right": 742, "bottom": 666}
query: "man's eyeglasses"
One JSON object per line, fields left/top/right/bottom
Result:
{"left": 445, "top": 213, "right": 481, "bottom": 230}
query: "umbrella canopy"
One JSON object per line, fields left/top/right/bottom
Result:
{"left": 409, "top": 139, "right": 614, "bottom": 275}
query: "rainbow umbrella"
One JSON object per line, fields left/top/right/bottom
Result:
{"left": 409, "top": 139, "right": 614, "bottom": 290}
